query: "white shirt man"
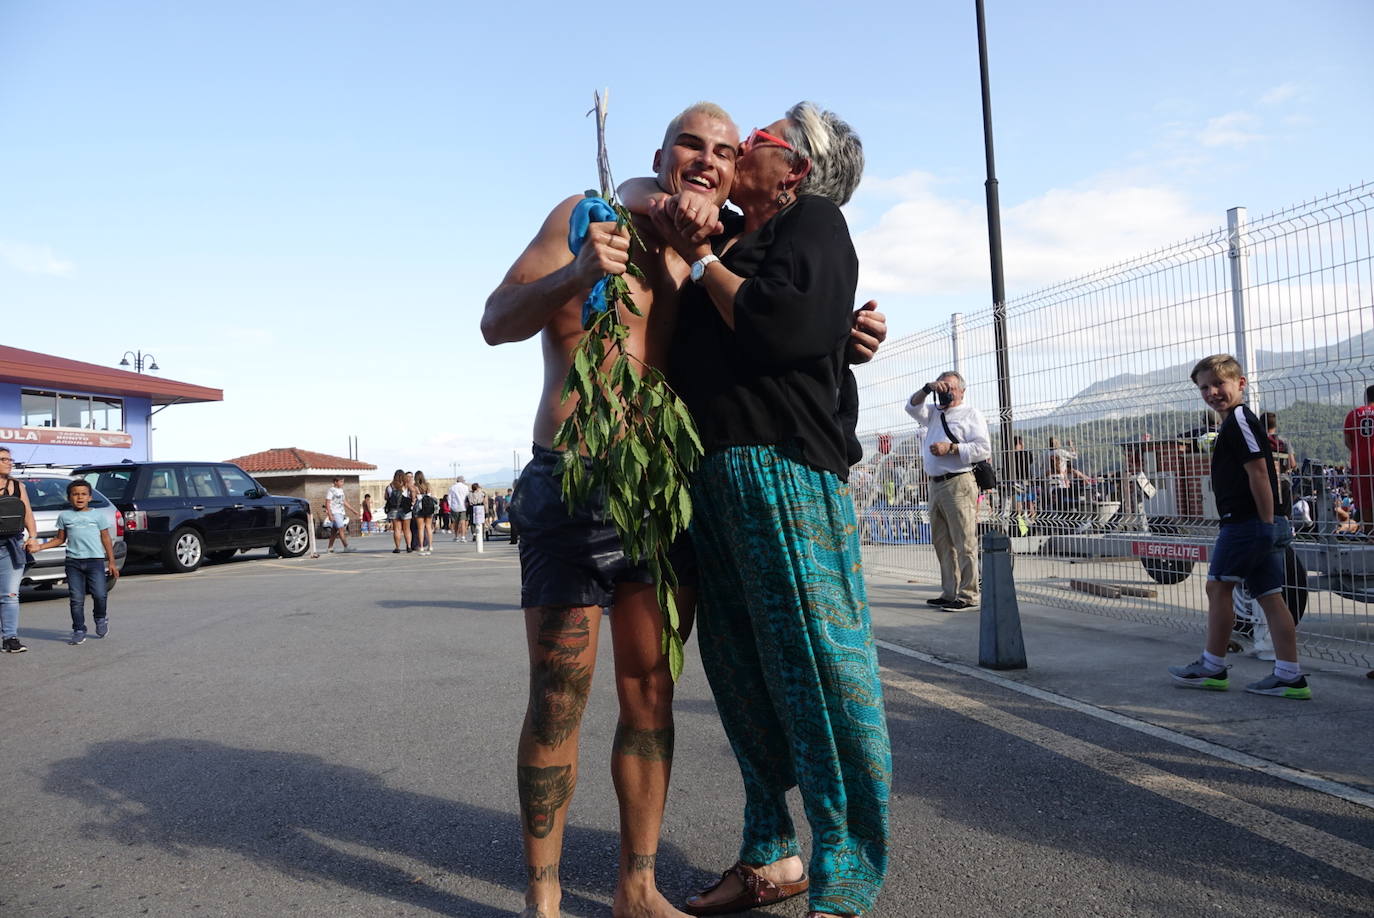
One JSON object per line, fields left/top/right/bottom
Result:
{"left": 906, "top": 372, "right": 991, "bottom": 609}
{"left": 448, "top": 477, "right": 470, "bottom": 541}
{"left": 324, "top": 477, "right": 358, "bottom": 553}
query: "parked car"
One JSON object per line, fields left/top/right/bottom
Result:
{"left": 73, "top": 461, "right": 313, "bottom": 573}
{"left": 14, "top": 466, "right": 128, "bottom": 590}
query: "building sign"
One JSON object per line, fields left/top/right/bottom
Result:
{"left": 1130, "top": 540, "right": 1208, "bottom": 562}
{"left": 0, "top": 426, "right": 133, "bottom": 448}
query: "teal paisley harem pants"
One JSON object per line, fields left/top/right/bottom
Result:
{"left": 690, "top": 445, "right": 891, "bottom": 915}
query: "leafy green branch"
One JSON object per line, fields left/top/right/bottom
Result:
{"left": 552, "top": 90, "right": 703, "bottom": 680}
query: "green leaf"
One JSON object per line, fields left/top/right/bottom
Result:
{"left": 677, "top": 484, "right": 693, "bottom": 531}
{"left": 667, "top": 631, "right": 685, "bottom": 681}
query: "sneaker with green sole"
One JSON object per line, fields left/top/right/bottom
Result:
{"left": 1245, "top": 672, "right": 1312, "bottom": 699}
{"left": 1168, "top": 658, "right": 1230, "bottom": 690}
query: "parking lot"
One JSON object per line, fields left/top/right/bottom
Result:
{"left": 3, "top": 536, "right": 1372, "bottom": 917}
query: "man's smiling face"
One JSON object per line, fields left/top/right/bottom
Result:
{"left": 653, "top": 112, "right": 738, "bottom": 208}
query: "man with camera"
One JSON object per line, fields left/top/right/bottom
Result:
{"left": 906, "top": 371, "right": 991, "bottom": 610}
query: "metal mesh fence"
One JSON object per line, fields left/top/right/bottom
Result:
{"left": 853, "top": 182, "right": 1374, "bottom": 667}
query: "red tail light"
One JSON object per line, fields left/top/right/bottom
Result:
{"left": 124, "top": 510, "right": 147, "bottom": 531}
{"left": 115, "top": 511, "right": 126, "bottom": 537}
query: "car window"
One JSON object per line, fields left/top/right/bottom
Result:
{"left": 78, "top": 469, "right": 133, "bottom": 502}
{"left": 21, "top": 478, "right": 110, "bottom": 511}
{"left": 185, "top": 466, "right": 225, "bottom": 498}
{"left": 141, "top": 467, "right": 184, "bottom": 499}
{"left": 217, "top": 466, "right": 258, "bottom": 498}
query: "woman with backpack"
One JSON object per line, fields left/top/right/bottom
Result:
{"left": 413, "top": 471, "right": 437, "bottom": 554}
{"left": 1, "top": 447, "right": 41, "bottom": 653}
{"left": 384, "top": 469, "right": 414, "bottom": 554}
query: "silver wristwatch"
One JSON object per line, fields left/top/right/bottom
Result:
{"left": 690, "top": 253, "right": 719, "bottom": 283}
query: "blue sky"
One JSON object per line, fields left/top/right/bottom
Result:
{"left": 2, "top": 0, "right": 1371, "bottom": 482}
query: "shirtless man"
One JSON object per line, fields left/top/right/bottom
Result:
{"left": 483, "top": 102, "right": 886, "bottom": 918}
{"left": 483, "top": 102, "right": 738, "bottom": 918}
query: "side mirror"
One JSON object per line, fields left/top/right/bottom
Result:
{"left": 244, "top": 488, "right": 263, "bottom": 499}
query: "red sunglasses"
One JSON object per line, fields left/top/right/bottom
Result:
{"left": 741, "top": 127, "right": 794, "bottom": 154}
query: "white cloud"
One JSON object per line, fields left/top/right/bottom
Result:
{"left": 1260, "top": 82, "right": 1301, "bottom": 105}
{"left": 852, "top": 175, "right": 1212, "bottom": 298}
{"left": 0, "top": 240, "right": 73, "bottom": 276}
{"left": 1198, "top": 111, "right": 1263, "bottom": 148}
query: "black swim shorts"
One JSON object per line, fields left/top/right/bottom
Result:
{"left": 510, "top": 443, "right": 694, "bottom": 609}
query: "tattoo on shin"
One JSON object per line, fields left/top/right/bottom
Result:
{"left": 628, "top": 852, "right": 656, "bottom": 873}
{"left": 613, "top": 723, "right": 674, "bottom": 762}
{"left": 529, "top": 608, "right": 594, "bottom": 748}
{"left": 518, "top": 764, "right": 574, "bottom": 839}
{"left": 526, "top": 862, "right": 560, "bottom": 883}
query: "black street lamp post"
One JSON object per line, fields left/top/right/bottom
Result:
{"left": 119, "top": 350, "right": 159, "bottom": 374}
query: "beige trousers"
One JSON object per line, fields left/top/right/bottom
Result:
{"left": 929, "top": 472, "right": 980, "bottom": 602}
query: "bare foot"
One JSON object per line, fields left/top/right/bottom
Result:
{"left": 686, "top": 855, "right": 806, "bottom": 910}
{"left": 518, "top": 907, "right": 556, "bottom": 918}
{"left": 611, "top": 885, "right": 692, "bottom": 918}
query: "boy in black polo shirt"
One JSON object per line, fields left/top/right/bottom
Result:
{"left": 1168, "top": 354, "right": 1310, "bottom": 699}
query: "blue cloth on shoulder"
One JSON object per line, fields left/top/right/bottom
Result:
{"left": 568, "top": 195, "right": 620, "bottom": 328}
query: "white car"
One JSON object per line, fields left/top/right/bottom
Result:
{"left": 14, "top": 466, "right": 128, "bottom": 592}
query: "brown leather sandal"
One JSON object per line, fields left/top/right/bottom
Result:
{"left": 683, "top": 861, "right": 809, "bottom": 916}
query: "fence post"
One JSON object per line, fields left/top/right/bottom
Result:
{"left": 979, "top": 531, "right": 1027, "bottom": 669}
{"left": 1227, "top": 206, "right": 1258, "bottom": 407}
{"left": 951, "top": 312, "right": 964, "bottom": 376}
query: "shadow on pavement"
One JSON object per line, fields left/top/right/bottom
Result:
{"left": 882, "top": 683, "right": 1371, "bottom": 914}
{"left": 44, "top": 739, "right": 695, "bottom": 917}
{"left": 375, "top": 599, "right": 517, "bottom": 612}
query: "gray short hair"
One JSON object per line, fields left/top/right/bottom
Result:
{"left": 938, "top": 370, "right": 966, "bottom": 389}
{"left": 780, "top": 101, "right": 864, "bottom": 206}
{"left": 661, "top": 101, "right": 737, "bottom": 151}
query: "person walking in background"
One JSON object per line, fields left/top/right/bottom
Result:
{"left": 32, "top": 479, "right": 119, "bottom": 644}
{"left": 324, "top": 476, "right": 358, "bottom": 554}
{"left": 413, "top": 471, "right": 437, "bottom": 554}
{"left": 1169, "top": 354, "right": 1309, "bottom": 699}
{"left": 907, "top": 371, "right": 991, "bottom": 611}
{"left": 467, "top": 482, "right": 486, "bottom": 540}
{"left": 1, "top": 447, "right": 41, "bottom": 653}
{"left": 360, "top": 493, "right": 374, "bottom": 535}
{"left": 384, "top": 469, "right": 413, "bottom": 554}
{"left": 447, "top": 476, "right": 469, "bottom": 542}
{"left": 1008, "top": 435, "right": 1036, "bottom": 533}
{"left": 1344, "top": 384, "right": 1374, "bottom": 536}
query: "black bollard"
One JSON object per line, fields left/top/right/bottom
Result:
{"left": 979, "top": 532, "right": 1027, "bottom": 670}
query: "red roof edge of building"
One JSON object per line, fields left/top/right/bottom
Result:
{"left": 227, "top": 446, "right": 378, "bottom": 473}
{"left": 0, "top": 345, "right": 222, "bottom": 406}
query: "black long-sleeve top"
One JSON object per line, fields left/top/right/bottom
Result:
{"left": 669, "top": 194, "right": 860, "bottom": 480}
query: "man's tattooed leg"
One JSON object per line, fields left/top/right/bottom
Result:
{"left": 529, "top": 608, "right": 594, "bottom": 748}
{"left": 627, "top": 852, "right": 656, "bottom": 872}
{"left": 518, "top": 764, "right": 575, "bottom": 839}
{"left": 526, "top": 862, "right": 560, "bottom": 883}
{"left": 612, "top": 724, "right": 674, "bottom": 762}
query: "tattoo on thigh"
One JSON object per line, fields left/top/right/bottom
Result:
{"left": 526, "top": 862, "right": 560, "bottom": 883}
{"left": 537, "top": 606, "right": 592, "bottom": 660}
{"left": 518, "top": 764, "right": 574, "bottom": 839}
{"left": 529, "top": 657, "right": 593, "bottom": 748}
{"left": 613, "top": 724, "right": 674, "bottom": 762}
{"left": 628, "top": 852, "right": 656, "bottom": 872}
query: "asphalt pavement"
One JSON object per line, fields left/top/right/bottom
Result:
{"left": 1, "top": 535, "right": 1370, "bottom": 917}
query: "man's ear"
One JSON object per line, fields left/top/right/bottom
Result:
{"left": 652, "top": 149, "right": 663, "bottom": 173}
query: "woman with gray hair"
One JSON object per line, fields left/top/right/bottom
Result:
{"left": 651, "top": 102, "right": 890, "bottom": 918}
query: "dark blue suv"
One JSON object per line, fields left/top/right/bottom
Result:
{"left": 74, "top": 461, "right": 313, "bottom": 573}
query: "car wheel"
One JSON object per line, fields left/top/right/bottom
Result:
{"left": 1141, "top": 556, "right": 1194, "bottom": 585}
{"left": 208, "top": 550, "right": 237, "bottom": 564}
{"left": 278, "top": 519, "right": 310, "bottom": 558}
{"left": 162, "top": 527, "right": 205, "bottom": 573}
